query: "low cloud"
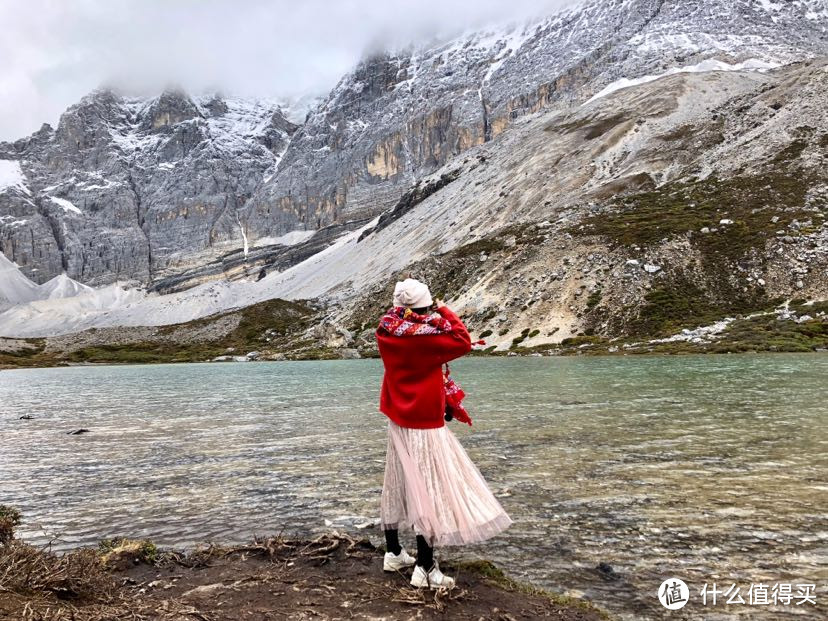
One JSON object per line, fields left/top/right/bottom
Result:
{"left": 0, "top": 0, "right": 578, "bottom": 141}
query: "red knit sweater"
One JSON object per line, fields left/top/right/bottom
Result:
{"left": 376, "top": 306, "right": 473, "bottom": 429}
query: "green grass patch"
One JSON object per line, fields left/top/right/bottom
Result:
{"left": 572, "top": 170, "right": 814, "bottom": 262}
{"left": 99, "top": 538, "right": 159, "bottom": 565}
{"left": 714, "top": 314, "right": 828, "bottom": 353}
{"left": 0, "top": 505, "right": 22, "bottom": 543}
{"left": 452, "top": 238, "right": 506, "bottom": 258}
{"left": 560, "top": 335, "right": 605, "bottom": 347}
{"left": 66, "top": 342, "right": 222, "bottom": 364}
{"left": 586, "top": 290, "right": 602, "bottom": 310}
{"left": 62, "top": 299, "right": 316, "bottom": 366}
{"left": 0, "top": 339, "right": 60, "bottom": 368}
{"left": 510, "top": 328, "right": 532, "bottom": 349}
{"left": 449, "top": 559, "right": 612, "bottom": 619}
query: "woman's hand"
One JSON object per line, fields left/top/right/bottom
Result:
{"left": 433, "top": 298, "right": 446, "bottom": 310}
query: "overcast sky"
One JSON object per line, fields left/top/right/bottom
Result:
{"left": 0, "top": 0, "right": 579, "bottom": 141}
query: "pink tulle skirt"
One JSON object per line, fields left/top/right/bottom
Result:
{"left": 380, "top": 419, "right": 513, "bottom": 547}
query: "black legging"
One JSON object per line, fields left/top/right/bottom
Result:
{"left": 385, "top": 528, "right": 433, "bottom": 570}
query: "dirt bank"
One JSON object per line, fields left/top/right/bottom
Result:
{"left": 0, "top": 530, "right": 610, "bottom": 621}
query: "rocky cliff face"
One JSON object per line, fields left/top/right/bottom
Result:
{"left": 242, "top": 0, "right": 828, "bottom": 240}
{"left": 0, "top": 91, "right": 296, "bottom": 285}
{"left": 1, "top": 0, "right": 827, "bottom": 293}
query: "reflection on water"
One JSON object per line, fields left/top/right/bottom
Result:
{"left": 1, "top": 355, "right": 826, "bottom": 620}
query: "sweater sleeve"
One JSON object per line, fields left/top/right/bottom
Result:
{"left": 418, "top": 306, "right": 472, "bottom": 364}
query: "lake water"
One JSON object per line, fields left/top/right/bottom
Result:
{"left": 1, "top": 355, "right": 826, "bottom": 620}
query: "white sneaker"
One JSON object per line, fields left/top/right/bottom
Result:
{"left": 409, "top": 562, "right": 455, "bottom": 589}
{"left": 383, "top": 547, "right": 417, "bottom": 572}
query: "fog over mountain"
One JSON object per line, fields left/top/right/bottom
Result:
{"left": 0, "top": 0, "right": 578, "bottom": 141}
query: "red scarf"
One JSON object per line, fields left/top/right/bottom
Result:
{"left": 378, "top": 306, "right": 453, "bottom": 336}
{"left": 444, "top": 364, "right": 472, "bottom": 426}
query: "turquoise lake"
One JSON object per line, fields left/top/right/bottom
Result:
{"left": 1, "top": 355, "right": 826, "bottom": 620}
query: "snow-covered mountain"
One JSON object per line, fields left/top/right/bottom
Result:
{"left": 0, "top": 91, "right": 298, "bottom": 286}
{"left": 1, "top": 0, "right": 827, "bottom": 342}
{"left": 243, "top": 0, "right": 828, "bottom": 235}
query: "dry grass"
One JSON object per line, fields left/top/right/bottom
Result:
{"left": 1, "top": 511, "right": 609, "bottom": 620}
{"left": 0, "top": 539, "right": 126, "bottom": 621}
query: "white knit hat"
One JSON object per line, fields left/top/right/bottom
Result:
{"left": 393, "top": 278, "right": 433, "bottom": 308}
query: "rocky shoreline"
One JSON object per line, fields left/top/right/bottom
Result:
{"left": 0, "top": 508, "right": 609, "bottom": 621}
{"left": 1, "top": 295, "right": 826, "bottom": 370}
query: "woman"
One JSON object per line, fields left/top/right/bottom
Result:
{"left": 376, "top": 277, "right": 513, "bottom": 589}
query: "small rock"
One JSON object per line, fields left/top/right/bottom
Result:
{"left": 19, "top": 414, "right": 34, "bottom": 420}
{"left": 757, "top": 278, "right": 766, "bottom": 286}
{"left": 246, "top": 351, "right": 261, "bottom": 360}
{"left": 719, "top": 219, "right": 733, "bottom": 225}
{"left": 182, "top": 583, "right": 228, "bottom": 598}
{"left": 67, "top": 429, "right": 90, "bottom": 435}
{"left": 771, "top": 215, "right": 780, "bottom": 223}
{"left": 643, "top": 264, "right": 662, "bottom": 274}
{"left": 626, "top": 259, "right": 640, "bottom": 266}
{"left": 596, "top": 562, "right": 620, "bottom": 581}
{"left": 796, "top": 280, "right": 804, "bottom": 289}
{"left": 700, "top": 227, "right": 711, "bottom": 234}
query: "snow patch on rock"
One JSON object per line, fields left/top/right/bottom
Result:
{"left": 0, "top": 160, "right": 31, "bottom": 196}
{"left": 254, "top": 230, "right": 316, "bottom": 248}
{"left": 49, "top": 196, "right": 82, "bottom": 215}
{"left": 585, "top": 58, "right": 781, "bottom": 104}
